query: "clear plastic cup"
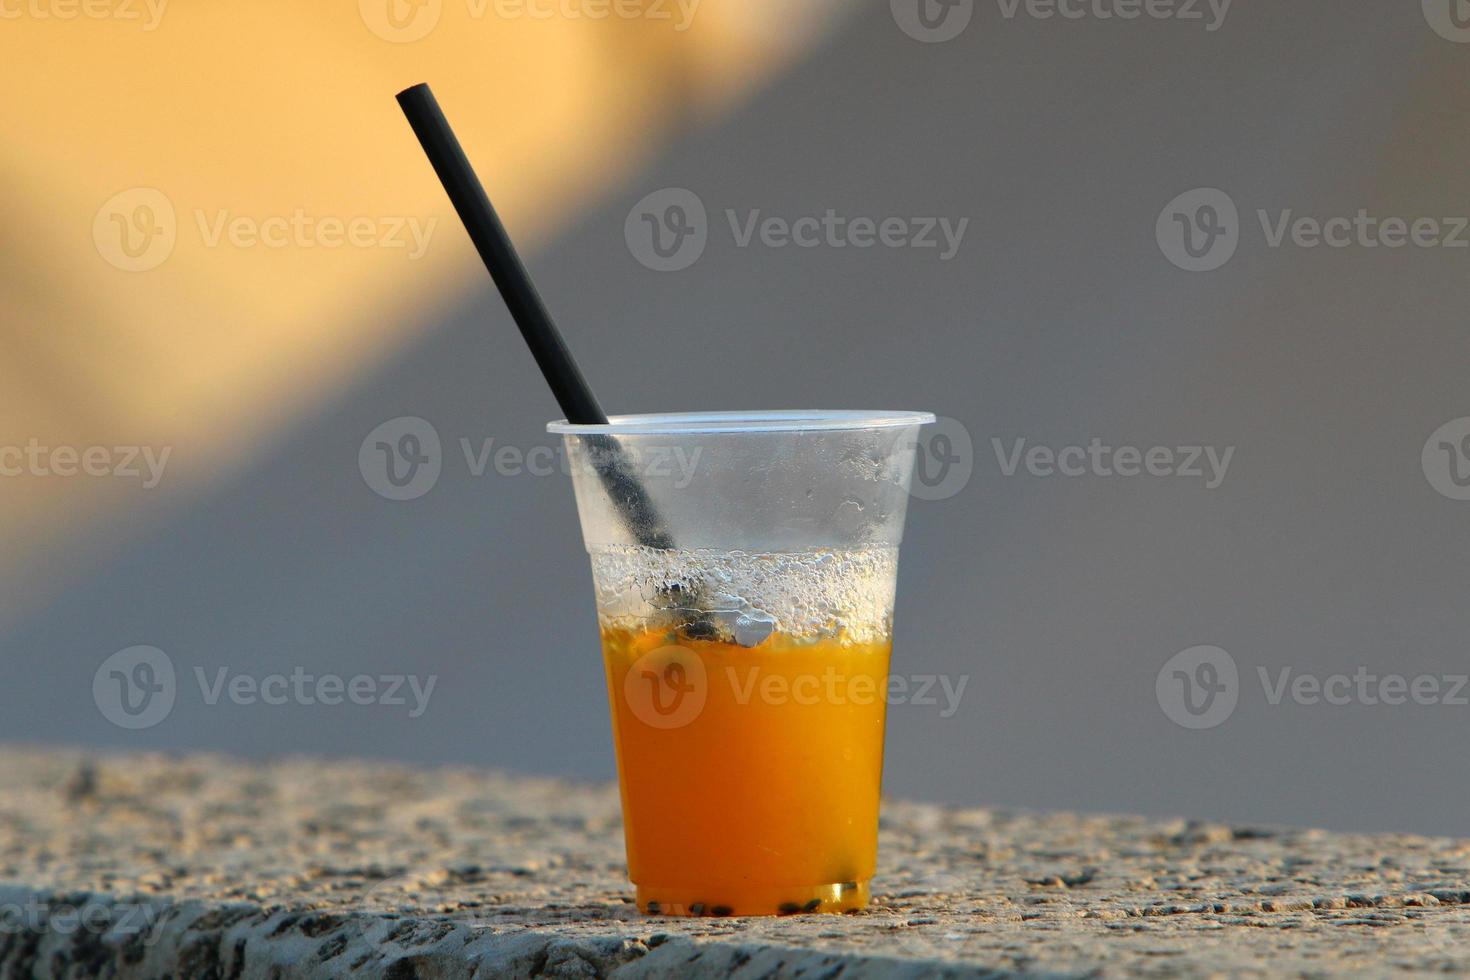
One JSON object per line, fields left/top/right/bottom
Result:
{"left": 549, "top": 411, "right": 934, "bottom": 916}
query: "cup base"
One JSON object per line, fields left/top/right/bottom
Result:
{"left": 636, "top": 880, "right": 870, "bottom": 917}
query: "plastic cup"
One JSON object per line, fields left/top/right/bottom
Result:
{"left": 549, "top": 411, "right": 934, "bottom": 916}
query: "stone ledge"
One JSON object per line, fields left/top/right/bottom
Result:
{"left": 1, "top": 749, "right": 1467, "bottom": 977}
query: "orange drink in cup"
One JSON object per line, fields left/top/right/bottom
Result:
{"left": 396, "top": 90, "right": 931, "bottom": 915}
{"left": 551, "top": 411, "right": 932, "bottom": 916}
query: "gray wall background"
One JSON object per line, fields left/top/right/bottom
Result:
{"left": 6, "top": 0, "right": 1470, "bottom": 837}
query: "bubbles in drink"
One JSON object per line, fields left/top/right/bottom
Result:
{"left": 589, "top": 545, "right": 898, "bottom": 645}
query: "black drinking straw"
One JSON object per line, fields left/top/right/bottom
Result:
{"left": 396, "top": 83, "right": 675, "bottom": 551}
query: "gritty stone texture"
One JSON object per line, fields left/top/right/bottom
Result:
{"left": 0, "top": 750, "right": 1467, "bottom": 978}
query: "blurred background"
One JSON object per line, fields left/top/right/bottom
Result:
{"left": 3, "top": 0, "right": 1469, "bottom": 837}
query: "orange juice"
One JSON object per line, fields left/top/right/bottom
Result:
{"left": 602, "top": 626, "right": 890, "bottom": 916}
{"left": 551, "top": 414, "right": 933, "bottom": 916}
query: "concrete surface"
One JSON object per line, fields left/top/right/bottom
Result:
{"left": 0, "top": 749, "right": 1467, "bottom": 978}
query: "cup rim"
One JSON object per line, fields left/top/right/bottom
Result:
{"left": 547, "top": 410, "right": 936, "bottom": 436}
